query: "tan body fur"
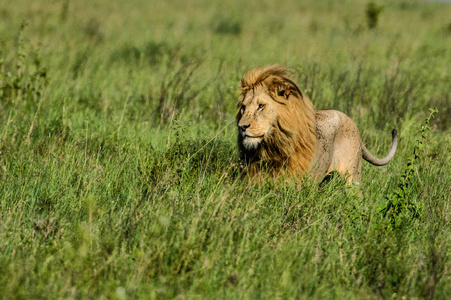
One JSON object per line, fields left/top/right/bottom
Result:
{"left": 237, "top": 65, "right": 397, "bottom": 184}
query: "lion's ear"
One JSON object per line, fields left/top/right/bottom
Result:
{"left": 277, "top": 89, "right": 291, "bottom": 99}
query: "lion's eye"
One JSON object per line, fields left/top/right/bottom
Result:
{"left": 241, "top": 105, "right": 245, "bottom": 113}
{"left": 258, "top": 104, "right": 265, "bottom": 110}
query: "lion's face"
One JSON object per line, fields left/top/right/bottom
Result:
{"left": 237, "top": 87, "right": 289, "bottom": 150}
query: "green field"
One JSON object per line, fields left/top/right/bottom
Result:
{"left": 1, "top": 0, "right": 450, "bottom": 298}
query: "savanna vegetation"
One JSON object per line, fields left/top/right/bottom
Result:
{"left": 0, "top": 0, "right": 450, "bottom": 298}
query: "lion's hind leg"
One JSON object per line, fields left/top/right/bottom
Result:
{"left": 329, "top": 116, "right": 363, "bottom": 185}
{"left": 330, "top": 147, "right": 362, "bottom": 185}
{"left": 315, "top": 110, "right": 363, "bottom": 185}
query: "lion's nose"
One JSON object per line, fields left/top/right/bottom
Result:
{"left": 239, "top": 124, "right": 250, "bottom": 132}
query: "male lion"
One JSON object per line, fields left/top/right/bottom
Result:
{"left": 237, "top": 65, "right": 397, "bottom": 184}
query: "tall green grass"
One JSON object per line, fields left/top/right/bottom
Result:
{"left": 1, "top": 0, "right": 450, "bottom": 298}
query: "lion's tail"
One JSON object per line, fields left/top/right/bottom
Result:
{"left": 362, "top": 129, "right": 398, "bottom": 166}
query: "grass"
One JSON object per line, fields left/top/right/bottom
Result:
{"left": 0, "top": 0, "right": 450, "bottom": 298}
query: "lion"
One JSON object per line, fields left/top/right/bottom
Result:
{"left": 237, "top": 65, "right": 397, "bottom": 184}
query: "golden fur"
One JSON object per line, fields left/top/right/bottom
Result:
{"left": 237, "top": 65, "right": 398, "bottom": 183}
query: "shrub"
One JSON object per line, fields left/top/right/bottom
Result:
{"left": 366, "top": 2, "right": 384, "bottom": 29}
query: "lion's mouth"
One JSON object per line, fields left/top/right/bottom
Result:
{"left": 244, "top": 134, "right": 264, "bottom": 139}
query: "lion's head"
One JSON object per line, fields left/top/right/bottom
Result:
{"left": 237, "top": 65, "right": 317, "bottom": 176}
